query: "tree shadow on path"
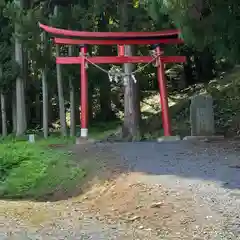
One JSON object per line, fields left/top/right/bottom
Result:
{"left": 111, "top": 140, "right": 240, "bottom": 191}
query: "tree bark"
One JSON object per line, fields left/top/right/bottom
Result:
{"left": 98, "top": 47, "right": 115, "bottom": 121}
{"left": 35, "top": 83, "right": 41, "bottom": 124}
{"left": 12, "top": 92, "right": 17, "bottom": 133}
{"left": 42, "top": 68, "right": 48, "bottom": 137}
{"left": 41, "top": 32, "right": 49, "bottom": 138}
{"left": 121, "top": 0, "right": 141, "bottom": 140}
{"left": 15, "top": 0, "right": 27, "bottom": 136}
{"left": 68, "top": 46, "right": 76, "bottom": 136}
{"left": 54, "top": 6, "right": 67, "bottom": 136}
{"left": 69, "top": 77, "right": 76, "bottom": 136}
{"left": 98, "top": 15, "right": 115, "bottom": 121}
{"left": 56, "top": 44, "right": 67, "bottom": 136}
{"left": 1, "top": 92, "right": 7, "bottom": 137}
{"left": 122, "top": 45, "right": 141, "bottom": 139}
{"left": 15, "top": 45, "right": 27, "bottom": 136}
{"left": 88, "top": 82, "right": 93, "bottom": 124}
{"left": 0, "top": 65, "right": 7, "bottom": 137}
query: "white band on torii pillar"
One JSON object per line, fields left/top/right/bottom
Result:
{"left": 81, "top": 128, "right": 88, "bottom": 137}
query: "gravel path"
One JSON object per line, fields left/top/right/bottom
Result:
{"left": 111, "top": 141, "right": 240, "bottom": 238}
{"left": 1, "top": 140, "right": 240, "bottom": 239}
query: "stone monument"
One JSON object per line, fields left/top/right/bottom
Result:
{"left": 190, "top": 94, "right": 215, "bottom": 136}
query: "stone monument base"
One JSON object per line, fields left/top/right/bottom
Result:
{"left": 183, "top": 135, "right": 224, "bottom": 142}
{"left": 157, "top": 135, "right": 181, "bottom": 142}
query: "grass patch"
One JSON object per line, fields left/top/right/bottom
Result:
{"left": 0, "top": 141, "right": 86, "bottom": 200}
{"left": 0, "top": 120, "right": 122, "bottom": 200}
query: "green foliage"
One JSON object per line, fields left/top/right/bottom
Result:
{"left": 207, "top": 72, "right": 240, "bottom": 135}
{"left": 0, "top": 3, "right": 19, "bottom": 92}
{"left": 0, "top": 141, "right": 86, "bottom": 199}
{"left": 3, "top": 1, "right": 52, "bottom": 73}
{"left": 147, "top": 0, "right": 240, "bottom": 60}
{"left": 0, "top": 60, "right": 20, "bottom": 92}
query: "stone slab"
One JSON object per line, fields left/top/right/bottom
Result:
{"left": 190, "top": 94, "right": 215, "bottom": 136}
{"left": 183, "top": 135, "right": 224, "bottom": 142}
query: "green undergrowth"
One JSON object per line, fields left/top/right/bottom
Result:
{"left": 142, "top": 67, "right": 240, "bottom": 138}
{"left": 88, "top": 121, "right": 121, "bottom": 139}
{"left": 0, "top": 141, "right": 86, "bottom": 200}
{"left": 0, "top": 120, "right": 121, "bottom": 144}
{"left": 0, "top": 122, "right": 122, "bottom": 200}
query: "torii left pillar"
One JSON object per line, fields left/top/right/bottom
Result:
{"left": 80, "top": 45, "right": 88, "bottom": 138}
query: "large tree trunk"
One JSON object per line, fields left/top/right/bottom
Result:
{"left": 22, "top": 47, "right": 28, "bottom": 126}
{"left": 54, "top": 6, "right": 67, "bottom": 136}
{"left": 35, "top": 84, "right": 41, "bottom": 124}
{"left": 69, "top": 77, "right": 76, "bottom": 136}
{"left": 22, "top": 0, "right": 29, "bottom": 128}
{"left": 68, "top": 46, "right": 76, "bottom": 136}
{"left": 97, "top": 15, "right": 115, "bottom": 121}
{"left": 0, "top": 65, "right": 7, "bottom": 137}
{"left": 121, "top": 0, "right": 141, "bottom": 140}
{"left": 15, "top": 46, "right": 27, "bottom": 136}
{"left": 42, "top": 68, "right": 48, "bottom": 137}
{"left": 88, "top": 83, "right": 93, "bottom": 124}
{"left": 12, "top": 92, "right": 17, "bottom": 133}
{"left": 56, "top": 44, "right": 67, "bottom": 136}
{"left": 15, "top": 0, "right": 27, "bottom": 136}
{"left": 1, "top": 92, "right": 7, "bottom": 137}
{"left": 199, "top": 47, "right": 215, "bottom": 81}
{"left": 122, "top": 45, "right": 141, "bottom": 139}
{"left": 48, "top": 99, "right": 53, "bottom": 127}
{"left": 183, "top": 48, "right": 195, "bottom": 86}
{"left": 41, "top": 32, "right": 49, "bottom": 138}
{"left": 98, "top": 46, "right": 115, "bottom": 121}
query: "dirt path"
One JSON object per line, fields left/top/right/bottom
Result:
{"left": 1, "top": 140, "right": 240, "bottom": 239}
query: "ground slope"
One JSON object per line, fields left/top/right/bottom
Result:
{"left": 1, "top": 140, "right": 240, "bottom": 239}
{"left": 141, "top": 67, "right": 240, "bottom": 138}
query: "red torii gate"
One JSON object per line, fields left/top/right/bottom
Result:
{"left": 39, "top": 23, "right": 186, "bottom": 138}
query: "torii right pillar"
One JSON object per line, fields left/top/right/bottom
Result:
{"left": 154, "top": 44, "right": 173, "bottom": 136}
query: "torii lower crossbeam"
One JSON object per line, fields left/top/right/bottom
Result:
{"left": 56, "top": 56, "right": 185, "bottom": 65}
{"left": 57, "top": 46, "right": 186, "bottom": 137}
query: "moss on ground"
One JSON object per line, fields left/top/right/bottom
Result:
{"left": 0, "top": 140, "right": 85, "bottom": 200}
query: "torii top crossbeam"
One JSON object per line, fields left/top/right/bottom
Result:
{"left": 39, "top": 22, "right": 186, "bottom": 65}
{"left": 39, "top": 23, "right": 184, "bottom": 45}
